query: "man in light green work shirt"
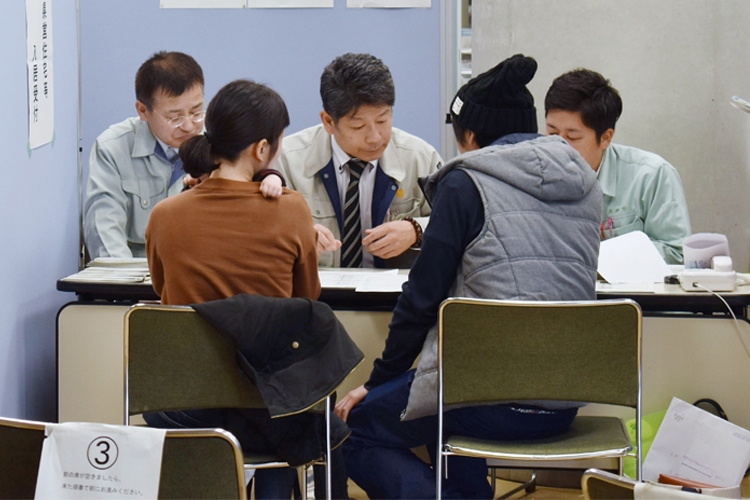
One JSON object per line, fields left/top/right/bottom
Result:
{"left": 544, "top": 68, "right": 691, "bottom": 264}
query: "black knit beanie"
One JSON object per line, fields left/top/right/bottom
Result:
{"left": 450, "top": 54, "right": 538, "bottom": 139}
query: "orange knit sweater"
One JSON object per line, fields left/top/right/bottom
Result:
{"left": 146, "top": 177, "right": 320, "bottom": 305}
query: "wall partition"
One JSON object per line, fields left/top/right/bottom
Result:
{"left": 0, "top": 0, "right": 80, "bottom": 420}
{"left": 473, "top": 0, "right": 750, "bottom": 271}
{"left": 79, "top": 0, "right": 443, "bottom": 184}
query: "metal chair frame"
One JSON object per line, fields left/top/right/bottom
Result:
{"left": 435, "top": 297, "right": 643, "bottom": 499}
{"left": 581, "top": 468, "right": 636, "bottom": 500}
{"left": 123, "top": 303, "right": 333, "bottom": 500}
{"left": 0, "top": 416, "right": 247, "bottom": 499}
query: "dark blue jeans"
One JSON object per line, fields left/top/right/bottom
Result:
{"left": 343, "top": 370, "right": 578, "bottom": 500}
{"left": 143, "top": 409, "right": 297, "bottom": 500}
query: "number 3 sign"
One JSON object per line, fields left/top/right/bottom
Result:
{"left": 34, "top": 422, "right": 166, "bottom": 499}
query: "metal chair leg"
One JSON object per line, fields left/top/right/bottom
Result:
{"left": 495, "top": 471, "right": 537, "bottom": 500}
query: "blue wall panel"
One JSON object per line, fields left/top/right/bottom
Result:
{"left": 0, "top": 0, "right": 80, "bottom": 420}
{"left": 80, "top": 0, "right": 442, "bottom": 165}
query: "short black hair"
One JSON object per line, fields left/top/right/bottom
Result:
{"left": 450, "top": 118, "right": 497, "bottom": 149}
{"left": 320, "top": 53, "right": 395, "bottom": 122}
{"left": 179, "top": 79, "right": 290, "bottom": 178}
{"left": 544, "top": 68, "right": 622, "bottom": 141}
{"left": 135, "top": 51, "right": 204, "bottom": 110}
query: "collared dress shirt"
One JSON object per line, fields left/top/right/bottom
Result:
{"left": 331, "top": 136, "right": 379, "bottom": 268}
{"left": 277, "top": 124, "right": 442, "bottom": 267}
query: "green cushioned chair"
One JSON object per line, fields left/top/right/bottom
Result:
{"left": 582, "top": 468, "right": 636, "bottom": 499}
{"left": 435, "top": 298, "right": 642, "bottom": 499}
{"left": 0, "top": 416, "right": 246, "bottom": 499}
{"left": 124, "top": 304, "right": 335, "bottom": 499}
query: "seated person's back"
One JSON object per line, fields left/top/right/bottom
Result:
{"left": 146, "top": 80, "right": 319, "bottom": 305}
{"left": 144, "top": 79, "right": 322, "bottom": 500}
{"left": 147, "top": 176, "right": 319, "bottom": 304}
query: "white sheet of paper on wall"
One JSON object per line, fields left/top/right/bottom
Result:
{"left": 347, "top": 0, "right": 430, "bottom": 7}
{"left": 161, "top": 0, "right": 245, "bottom": 8}
{"left": 248, "top": 0, "right": 333, "bottom": 7}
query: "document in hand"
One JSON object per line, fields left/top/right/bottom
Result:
{"left": 598, "top": 231, "right": 673, "bottom": 284}
{"left": 642, "top": 397, "right": 750, "bottom": 487}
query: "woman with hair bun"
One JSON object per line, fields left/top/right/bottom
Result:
{"left": 146, "top": 79, "right": 319, "bottom": 304}
{"left": 144, "top": 79, "right": 321, "bottom": 499}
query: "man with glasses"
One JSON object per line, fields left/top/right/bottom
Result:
{"left": 84, "top": 51, "right": 205, "bottom": 259}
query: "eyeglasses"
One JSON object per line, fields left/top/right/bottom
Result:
{"left": 155, "top": 110, "right": 206, "bottom": 129}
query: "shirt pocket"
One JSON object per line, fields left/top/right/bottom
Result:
{"left": 309, "top": 200, "right": 337, "bottom": 226}
{"left": 122, "top": 177, "right": 167, "bottom": 243}
{"left": 308, "top": 201, "right": 338, "bottom": 268}
{"left": 388, "top": 197, "right": 422, "bottom": 221}
{"left": 606, "top": 211, "right": 644, "bottom": 239}
{"left": 123, "top": 177, "right": 167, "bottom": 209}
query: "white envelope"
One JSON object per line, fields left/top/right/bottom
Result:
{"left": 643, "top": 397, "right": 750, "bottom": 487}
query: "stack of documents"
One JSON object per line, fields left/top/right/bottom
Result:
{"left": 61, "top": 258, "right": 151, "bottom": 284}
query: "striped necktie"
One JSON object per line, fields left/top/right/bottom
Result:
{"left": 340, "top": 159, "right": 367, "bottom": 268}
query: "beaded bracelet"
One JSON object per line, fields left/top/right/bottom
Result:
{"left": 403, "top": 216, "right": 423, "bottom": 248}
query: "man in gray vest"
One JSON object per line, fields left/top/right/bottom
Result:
{"left": 335, "top": 55, "right": 602, "bottom": 499}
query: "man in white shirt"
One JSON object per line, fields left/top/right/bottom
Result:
{"left": 277, "top": 53, "right": 442, "bottom": 268}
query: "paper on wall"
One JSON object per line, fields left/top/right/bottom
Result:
{"left": 248, "top": 0, "right": 333, "bottom": 6}
{"left": 161, "top": 0, "right": 245, "bottom": 7}
{"left": 26, "top": 0, "right": 54, "bottom": 149}
{"left": 161, "top": 0, "right": 333, "bottom": 6}
{"left": 347, "top": 0, "right": 430, "bottom": 7}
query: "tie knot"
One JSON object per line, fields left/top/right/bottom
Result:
{"left": 347, "top": 159, "right": 367, "bottom": 178}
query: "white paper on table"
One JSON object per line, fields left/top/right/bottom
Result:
{"left": 354, "top": 272, "right": 408, "bottom": 292}
{"left": 347, "top": 0, "right": 430, "bottom": 7}
{"left": 598, "top": 231, "right": 672, "bottom": 284}
{"left": 318, "top": 269, "right": 401, "bottom": 292}
{"left": 642, "top": 397, "right": 750, "bottom": 487}
{"left": 35, "top": 422, "right": 166, "bottom": 499}
{"left": 596, "top": 281, "right": 655, "bottom": 293}
{"left": 161, "top": 0, "right": 245, "bottom": 8}
{"left": 62, "top": 267, "right": 150, "bottom": 283}
{"left": 88, "top": 257, "right": 149, "bottom": 269}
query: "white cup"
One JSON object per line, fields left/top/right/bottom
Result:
{"left": 682, "top": 233, "right": 730, "bottom": 269}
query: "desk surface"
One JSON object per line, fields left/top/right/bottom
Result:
{"left": 57, "top": 268, "right": 750, "bottom": 315}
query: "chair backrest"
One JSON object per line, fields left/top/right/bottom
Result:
{"left": 0, "top": 417, "right": 246, "bottom": 500}
{"left": 581, "top": 468, "right": 636, "bottom": 500}
{"left": 438, "top": 298, "right": 642, "bottom": 408}
{"left": 124, "top": 304, "right": 265, "bottom": 420}
{"left": 160, "top": 428, "right": 246, "bottom": 500}
{"left": 0, "top": 417, "right": 45, "bottom": 500}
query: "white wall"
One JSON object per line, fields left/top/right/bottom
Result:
{"left": 473, "top": 0, "right": 750, "bottom": 271}
{"left": 0, "top": 0, "right": 80, "bottom": 420}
